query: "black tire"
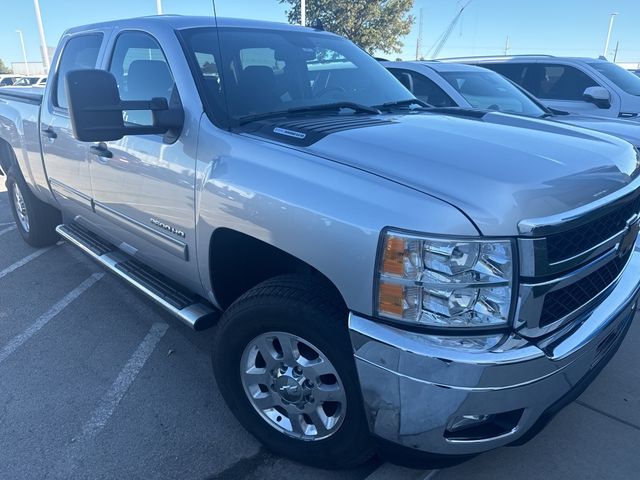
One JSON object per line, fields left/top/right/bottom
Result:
{"left": 6, "top": 167, "right": 61, "bottom": 247}
{"left": 212, "top": 274, "right": 374, "bottom": 469}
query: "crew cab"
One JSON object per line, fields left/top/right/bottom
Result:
{"left": 1, "top": 16, "right": 640, "bottom": 468}
{"left": 444, "top": 55, "right": 640, "bottom": 120}
{"left": 383, "top": 60, "right": 640, "bottom": 148}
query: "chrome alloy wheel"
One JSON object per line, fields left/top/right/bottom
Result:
{"left": 12, "top": 182, "right": 29, "bottom": 233}
{"left": 240, "top": 331, "right": 347, "bottom": 441}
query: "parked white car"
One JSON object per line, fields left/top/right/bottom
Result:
{"left": 442, "top": 56, "right": 640, "bottom": 120}
{"left": 0, "top": 74, "right": 23, "bottom": 86}
{"left": 383, "top": 60, "right": 640, "bottom": 148}
{"left": 10, "top": 75, "right": 47, "bottom": 87}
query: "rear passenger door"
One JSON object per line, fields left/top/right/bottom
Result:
{"left": 88, "top": 30, "right": 201, "bottom": 291}
{"left": 40, "top": 32, "right": 107, "bottom": 220}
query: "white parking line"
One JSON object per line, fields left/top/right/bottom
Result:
{"left": 80, "top": 322, "right": 169, "bottom": 439}
{"left": 0, "top": 246, "right": 55, "bottom": 280}
{"left": 52, "top": 322, "right": 169, "bottom": 476}
{"left": 0, "top": 225, "right": 16, "bottom": 236}
{"left": 0, "top": 273, "right": 104, "bottom": 364}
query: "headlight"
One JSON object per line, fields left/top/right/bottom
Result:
{"left": 376, "top": 230, "right": 514, "bottom": 328}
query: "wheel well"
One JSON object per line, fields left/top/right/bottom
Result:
{"left": 209, "top": 228, "right": 346, "bottom": 311}
{"left": 0, "top": 138, "right": 16, "bottom": 176}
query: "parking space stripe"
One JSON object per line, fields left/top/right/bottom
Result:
{"left": 52, "top": 322, "right": 169, "bottom": 476}
{"left": 79, "top": 322, "right": 169, "bottom": 439}
{"left": 0, "top": 246, "right": 55, "bottom": 280}
{"left": 0, "top": 225, "right": 16, "bottom": 237}
{"left": 0, "top": 273, "right": 104, "bottom": 364}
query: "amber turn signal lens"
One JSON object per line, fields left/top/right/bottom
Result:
{"left": 378, "top": 282, "right": 404, "bottom": 317}
{"left": 382, "top": 236, "right": 406, "bottom": 276}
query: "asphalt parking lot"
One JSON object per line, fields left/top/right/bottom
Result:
{"left": 1, "top": 180, "right": 639, "bottom": 480}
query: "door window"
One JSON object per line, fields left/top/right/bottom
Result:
{"left": 387, "top": 68, "right": 455, "bottom": 107}
{"left": 535, "top": 64, "right": 598, "bottom": 100}
{"left": 108, "top": 31, "right": 175, "bottom": 126}
{"left": 54, "top": 34, "right": 103, "bottom": 109}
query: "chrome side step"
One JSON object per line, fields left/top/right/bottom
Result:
{"left": 56, "top": 223, "right": 219, "bottom": 330}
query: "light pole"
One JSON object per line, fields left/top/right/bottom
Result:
{"left": 33, "top": 0, "right": 50, "bottom": 73}
{"left": 603, "top": 12, "right": 618, "bottom": 58}
{"left": 156, "top": 0, "right": 163, "bottom": 15}
{"left": 16, "top": 30, "right": 30, "bottom": 75}
{"left": 301, "top": 0, "right": 306, "bottom": 26}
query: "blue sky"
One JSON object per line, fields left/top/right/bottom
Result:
{"left": 1, "top": 0, "right": 639, "bottom": 69}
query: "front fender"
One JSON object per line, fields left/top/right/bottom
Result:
{"left": 194, "top": 124, "right": 478, "bottom": 315}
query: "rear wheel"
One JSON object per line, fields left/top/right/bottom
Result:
{"left": 6, "top": 167, "right": 61, "bottom": 247}
{"left": 212, "top": 274, "right": 374, "bottom": 469}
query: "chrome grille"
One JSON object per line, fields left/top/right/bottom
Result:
{"left": 545, "top": 195, "right": 640, "bottom": 264}
{"left": 539, "top": 250, "right": 630, "bottom": 327}
{"left": 517, "top": 184, "right": 640, "bottom": 338}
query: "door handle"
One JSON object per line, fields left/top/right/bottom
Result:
{"left": 90, "top": 143, "right": 113, "bottom": 159}
{"left": 41, "top": 127, "right": 57, "bottom": 139}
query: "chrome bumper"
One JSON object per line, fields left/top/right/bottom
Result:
{"left": 349, "top": 248, "right": 640, "bottom": 456}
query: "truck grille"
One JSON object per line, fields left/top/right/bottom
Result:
{"left": 518, "top": 186, "right": 640, "bottom": 338}
{"left": 539, "top": 251, "right": 630, "bottom": 327}
{"left": 545, "top": 195, "right": 640, "bottom": 264}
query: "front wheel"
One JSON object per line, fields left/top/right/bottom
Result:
{"left": 212, "top": 275, "right": 374, "bottom": 469}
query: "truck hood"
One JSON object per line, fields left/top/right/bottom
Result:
{"left": 302, "top": 112, "right": 640, "bottom": 236}
{"left": 549, "top": 114, "right": 640, "bottom": 148}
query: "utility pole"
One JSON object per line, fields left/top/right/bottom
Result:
{"left": 504, "top": 35, "right": 510, "bottom": 56}
{"left": 603, "top": 12, "right": 618, "bottom": 58}
{"left": 33, "top": 0, "right": 50, "bottom": 73}
{"left": 301, "top": 0, "right": 306, "bottom": 26}
{"left": 16, "top": 30, "right": 30, "bottom": 75}
{"left": 156, "top": 0, "right": 163, "bottom": 15}
{"left": 613, "top": 41, "right": 620, "bottom": 63}
{"left": 415, "top": 8, "right": 424, "bottom": 60}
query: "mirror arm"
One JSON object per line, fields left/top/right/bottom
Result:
{"left": 120, "top": 97, "right": 169, "bottom": 112}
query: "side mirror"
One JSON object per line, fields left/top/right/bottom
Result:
{"left": 583, "top": 86, "right": 611, "bottom": 109}
{"left": 65, "top": 69, "right": 184, "bottom": 143}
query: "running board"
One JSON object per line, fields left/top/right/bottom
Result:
{"left": 56, "top": 223, "right": 219, "bottom": 330}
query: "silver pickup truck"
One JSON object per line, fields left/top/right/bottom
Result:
{"left": 1, "top": 15, "right": 640, "bottom": 469}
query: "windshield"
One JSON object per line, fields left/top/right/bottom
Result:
{"left": 440, "top": 70, "right": 546, "bottom": 117}
{"left": 181, "top": 27, "right": 414, "bottom": 125}
{"left": 588, "top": 61, "right": 640, "bottom": 96}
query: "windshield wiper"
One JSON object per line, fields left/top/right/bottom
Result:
{"left": 237, "top": 102, "right": 381, "bottom": 126}
{"left": 375, "top": 98, "right": 432, "bottom": 111}
{"left": 288, "top": 102, "right": 381, "bottom": 115}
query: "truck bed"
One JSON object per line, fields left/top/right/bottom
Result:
{"left": 0, "top": 87, "right": 44, "bottom": 105}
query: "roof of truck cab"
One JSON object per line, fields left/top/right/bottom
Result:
{"left": 64, "top": 15, "right": 324, "bottom": 35}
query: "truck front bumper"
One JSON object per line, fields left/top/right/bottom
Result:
{"left": 349, "top": 248, "right": 640, "bottom": 457}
